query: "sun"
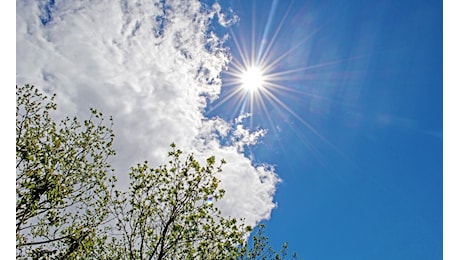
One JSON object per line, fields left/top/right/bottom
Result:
{"left": 240, "top": 67, "right": 266, "bottom": 92}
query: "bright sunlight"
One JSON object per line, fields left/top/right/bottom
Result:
{"left": 240, "top": 67, "right": 265, "bottom": 92}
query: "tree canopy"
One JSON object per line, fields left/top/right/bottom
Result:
{"left": 16, "top": 84, "right": 299, "bottom": 259}
{"left": 16, "top": 84, "right": 116, "bottom": 258}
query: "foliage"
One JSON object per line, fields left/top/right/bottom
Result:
{"left": 238, "top": 224, "right": 300, "bottom": 260}
{"left": 104, "top": 144, "right": 251, "bottom": 259}
{"left": 16, "top": 84, "right": 299, "bottom": 259}
{"left": 16, "top": 84, "right": 116, "bottom": 258}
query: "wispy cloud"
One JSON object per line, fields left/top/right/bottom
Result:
{"left": 16, "top": 0, "right": 279, "bottom": 227}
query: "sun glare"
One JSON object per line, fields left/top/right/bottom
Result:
{"left": 206, "top": 1, "right": 344, "bottom": 159}
{"left": 240, "top": 67, "right": 265, "bottom": 92}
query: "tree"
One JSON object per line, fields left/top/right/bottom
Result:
{"left": 16, "top": 84, "right": 116, "bottom": 258}
{"left": 105, "top": 146, "right": 300, "bottom": 259}
{"left": 16, "top": 84, "right": 299, "bottom": 259}
{"left": 104, "top": 144, "right": 251, "bottom": 259}
{"left": 237, "top": 224, "right": 299, "bottom": 260}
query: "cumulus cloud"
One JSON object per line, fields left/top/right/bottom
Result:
{"left": 16, "top": 0, "right": 279, "bottom": 227}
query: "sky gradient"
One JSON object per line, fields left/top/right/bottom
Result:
{"left": 15, "top": 0, "right": 444, "bottom": 259}
{"left": 208, "top": 0, "right": 442, "bottom": 259}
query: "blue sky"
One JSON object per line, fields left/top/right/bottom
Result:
{"left": 12, "top": 0, "right": 449, "bottom": 259}
{"left": 207, "top": 0, "right": 442, "bottom": 259}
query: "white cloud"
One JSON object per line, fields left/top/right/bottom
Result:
{"left": 212, "top": 2, "right": 239, "bottom": 27}
{"left": 16, "top": 0, "right": 279, "bottom": 227}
